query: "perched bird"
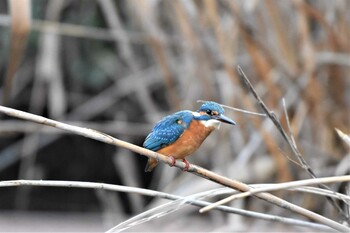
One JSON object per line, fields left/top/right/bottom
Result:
{"left": 143, "top": 101, "right": 236, "bottom": 172}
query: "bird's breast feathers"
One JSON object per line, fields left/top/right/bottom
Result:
{"left": 157, "top": 119, "right": 215, "bottom": 159}
{"left": 178, "top": 119, "right": 216, "bottom": 150}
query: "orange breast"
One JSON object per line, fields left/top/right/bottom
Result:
{"left": 157, "top": 120, "right": 214, "bottom": 160}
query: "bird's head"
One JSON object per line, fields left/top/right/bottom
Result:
{"left": 194, "top": 101, "right": 236, "bottom": 128}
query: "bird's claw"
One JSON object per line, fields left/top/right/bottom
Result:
{"left": 169, "top": 156, "right": 176, "bottom": 167}
{"left": 182, "top": 159, "right": 190, "bottom": 171}
{"left": 168, "top": 157, "right": 189, "bottom": 171}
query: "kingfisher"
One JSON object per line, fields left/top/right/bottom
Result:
{"left": 143, "top": 101, "right": 236, "bottom": 172}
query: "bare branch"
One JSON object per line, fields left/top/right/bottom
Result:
{"left": 200, "top": 175, "right": 350, "bottom": 213}
{"left": 0, "top": 179, "right": 332, "bottom": 231}
{"left": 237, "top": 65, "right": 350, "bottom": 222}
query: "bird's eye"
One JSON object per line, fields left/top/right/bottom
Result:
{"left": 176, "top": 119, "right": 183, "bottom": 125}
{"left": 206, "top": 110, "right": 213, "bottom": 116}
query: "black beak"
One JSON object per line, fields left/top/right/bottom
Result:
{"left": 214, "top": 114, "right": 236, "bottom": 125}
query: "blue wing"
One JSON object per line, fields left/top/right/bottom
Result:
{"left": 143, "top": 111, "right": 192, "bottom": 151}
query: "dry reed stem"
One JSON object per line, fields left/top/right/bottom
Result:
{"left": 0, "top": 179, "right": 332, "bottom": 231}
{"left": 200, "top": 175, "right": 350, "bottom": 213}
{"left": 133, "top": 0, "right": 180, "bottom": 109}
{"left": 3, "top": 0, "right": 31, "bottom": 105}
{"left": 265, "top": 0, "right": 298, "bottom": 73}
{"left": 0, "top": 105, "right": 348, "bottom": 232}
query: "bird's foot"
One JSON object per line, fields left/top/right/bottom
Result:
{"left": 182, "top": 159, "right": 190, "bottom": 171}
{"left": 169, "top": 156, "right": 176, "bottom": 167}
{"left": 168, "top": 157, "right": 189, "bottom": 171}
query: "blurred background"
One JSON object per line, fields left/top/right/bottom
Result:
{"left": 0, "top": 0, "right": 349, "bottom": 231}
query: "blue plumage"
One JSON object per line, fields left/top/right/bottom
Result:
{"left": 198, "top": 101, "right": 225, "bottom": 114}
{"left": 143, "top": 101, "right": 236, "bottom": 172}
{"left": 143, "top": 110, "right": 193, "bottom": 151}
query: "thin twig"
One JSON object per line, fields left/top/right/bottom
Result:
{"left": 197, "top": 99, "right": 266, "bottom": 117}
{"left": 236, "top": 65, "right": 350, "bottom": 221}
{"left": 0, "top": 106, "right": 348, "bottom": 232}
{"left": 282, "top": 99, "right": 298, "bottom": 156}
{"left": 281, "top": 99, "right": 349, "bottom": 221}
{"left": 335, "top": 128, "right": 350, "bottom": 148}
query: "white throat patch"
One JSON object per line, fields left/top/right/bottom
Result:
{"left": 192, "top": 111, "right": 221, "bottom": 129}
{"left": 200, "top": 119, "right": 221, "bottom": 129}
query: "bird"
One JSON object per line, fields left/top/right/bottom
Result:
{"left": 143, "top": 101, "right": 236, "bottom": 172}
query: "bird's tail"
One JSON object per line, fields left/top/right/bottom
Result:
{"left": 144, "top": 158, "right": 158, "bottom": 172}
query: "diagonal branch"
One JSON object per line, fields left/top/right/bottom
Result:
{"left": 237, "top": 66, "right": 349, "bottom": 221}
{"left": 0, "top": 106, "right": 348, "bottom": 232}
{"left": 281, "top": 98, "right": 349, "bottom": 220}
